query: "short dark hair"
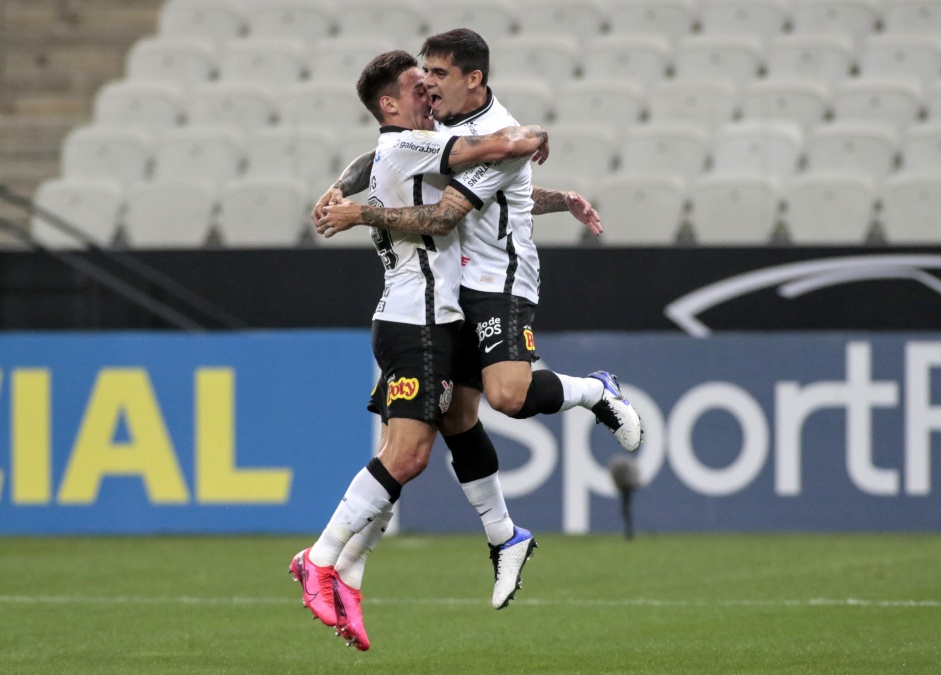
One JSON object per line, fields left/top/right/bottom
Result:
{"left": 419, "top": 28, "right": 489, "bottom": 87}
{"left": 356, "top": 50, "right": 419, "bottom": 122}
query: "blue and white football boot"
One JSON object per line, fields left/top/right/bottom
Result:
{"left": 589, "top": 371, "right": 644, "bottom": 452}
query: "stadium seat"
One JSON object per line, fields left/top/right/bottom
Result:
{"left": 279, "top": 81, "right": 372, "bottom": 131}
{"left": 805, "top": 122, "right": 898, "bottom": 184}
{"left": 218, "top": 38, "right": 307, "bottom": 93}
{"left": 595, "top": 174, "right": 688, "bottom": 245}
{"left": 31, "top": 177, "right": 125, "bottom": 248}
{"left": 188, "top": 81, "right": 278, "bottom": 133}
{"left": 927, "top": 81, "right": 941, "bottom": 122}
{"left": 901, "top": 123, "right": 941, "bottom": 174}
{"left": 245, "top": 126, "right": 335, "bottom": 189}
{"left": 883, "top": 0, "right": 941, "bottom": 36}
{"left": 126, "top": 37, "right": 217, "bottom": 92}
{"left": 859, "top": 35, "right": 941, "bottom": 89}
{"left": 158, "top": 0, "right": 247, "bottom": 47}
{"left": 489, "top": 36, "right": 579, "bottom": 83}
{"left": 488, "top": 80, "right": 553, "bottom": 125}
{"left": 710, "top": 120, "right": 804, "bottom": 184}
{"left": 832, "top": 79, "right": 923, "bottom": 133}
{"left": 93, "top": 81, "right": 186, "bottom": 134}
{"left": 218, "top": 176, "right": 311, "bottom": 246}
{"left": 153, "top": 126, "right": 245, "bottom": 186}
{"left": 740, "top": 79, "right": 830, "bottom": 134}
{"left": 648, "top": 79, "right": 740, "bottom": 132}
{"left": 690, "top": 174, "right": 782, "bottom": 244}
{"left": 335, "top": 127, "right": 379, "bottom": 169}
{"left": 784, "top": 173, "right": 876, "bottom": 244}
{"left": 245, "top": 0, "right": 335, "bottom": 45}
{"left": 124, "top": 180, "right": 217, "bottom": 248}
{"left": 61, "top": 126, "right": 154, "bottom": 186}
{"left": 580, "top": 35, "right": 672, "bottom": 86}
{"left": 307, "top": 37, "right": 396, "bottom": 85}
{"left": 618, "top": 122, "right": 711, "bottom": 181}
{"left": 333, "top": 0, "right": 426, "bottom": 40}
{"left": 541, "top": 125, "right": 618, "bottom": 184}
{"left": 791, "top": 0, "right": 880, "bottom": 44}
{"left": 423, "top": 1, "right": 520, "bottom": 38}
{"left": 553, "top": 80, "right": 645, "bottom": 129}
{"left": 674, "top": 35, "right": 765, "bottom": 84}
{"left": 699, "top": 0, "right": 791, "bottom": 42}
{"left": 880, "top": 172, "right": 941, "bottom": 243}
{"left": 514, "top": 0, "right": 608, "bottom": 42}
{"left": 766, "top": 34, "right": 855, "bottom": 88}
{"left": 606, "top": 0, "right": 699, "bottom": 44}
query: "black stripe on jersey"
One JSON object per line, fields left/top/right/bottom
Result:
{"left": 412, "top": 175, "right": 437, "bottom": 252}
{"left": 496, "top": 191, "right": 508, "bottom": 240}
{"left": 440, "top": 136, "right": 458, "bottom": 175}
{"left": 499, "top": 191, "right": 518, "bottom": 293}
{"left": 418, "top": 248, "right": 436, "bottom": 325}
{"left": 447, "top": 179, "right": 484, "bottom": 210}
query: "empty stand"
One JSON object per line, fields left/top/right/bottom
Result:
{"left": 246, "top": 0, "right": 336, "bottom": 44}
{"left": 880, "top": 172, "right": 941, "bottom": 243}
{"left": 792, "top": 0, "right": 880, "bottom": 44}
{"left": 245, "top": 126, "right": 335, "bottom": 189}
{"left": 541, "top": 125, "right": 619, "bottom": 184}
{"left": 699, "top": 0, "right": 791, "bottom": 42}
{"left": 153, "top": 126, "right": 245, "bottom": 186}
{"left": 740, "top": 79, "right": 830, "bottom": 133}
{"left": 159, "top": 0, "right": 247, "bottom": 46}
{"left": 218, "top": 176, "right": 310, "bottom": 246}
{"left": 333, "top": 0, "right": 426, "bottom": 40}
{"left": 126, "top": 37, "right": 217, "bottom": 93}
{"left": 784, "top": 173, "right": 876, "bottom": 244}
{"left": 218, "top": 38, "right": 308, "bottom": 93}
{"left": 674, "top": 35, "right": 764, "bottom": 84}
{"left": 883, "top": 0, "right": 941, "bottom": 36}
{"left": 710, "top": 121, "right": 804, "bottom": 183}
{"left": 595, "top": 175, "right": 688, "bottom": 245}
{"left": 805, "top": 122, "right": 898, "bottom": 184}
{"left": 188, "top": 82, "right": 278, "bottom": 132}
{"left": 61, "top": 126, "right": 154, "bottom": 186}
{"left": 766, "top": 34, "right": 855, "bottom": 88}
{"left": 606, "top": 0, "right": 699, "bottom": 43}
{"left": 690, "top": 174, "right": 781, "bottom": 244}
{"left": 901, "top": 122, "right": 941, "bottom": 173}
{"left": 124, "top": 180, "right": 217, "bottom": 248}
{"left": 619, "top": 122, "right": 711, "bottom": 181}
{"left": 832, "top": 79, "right": 923, "bottom": 132}
{"left": 31, "top": 178, "right": 125, "bottom": 248}
{"left": 489, "top": 80, "right": 553, "bottom": 125}
{"left": 423, "top": 1, "right": 520, "bottom": 38}
{"left": 580, "top": 35, "right": 672, "bottom": 86}
{"left": 307, "top": 38, "right": 396, "bottom": 85}
{"left": 648, "top": 79, "right": 740, "bottom": 131}
{"left": 553, "top": 81, "right": 645, "bottom": 129}
{"left": 93, "top": 81, "right": 187, "bottom": 134}
{"left": 860, "top": 35, "right": 941, "bottom": 89}
{"left": 514, "top": 0, "right": 608, "bottom": 42}
{"left": 490, "top": 36, "right": 580, "bottom": 83}
{"left": 280, "top": 81, "right": 372, "bottom": 131}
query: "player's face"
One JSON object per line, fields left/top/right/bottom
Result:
{"left": 422, "top": 54, "right": 478, "bottom": 122}
{"left": 392, "top": 67, "right": 434, "bottom": 131}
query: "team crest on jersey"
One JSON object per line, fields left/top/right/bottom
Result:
{"left": 387, "top": 376, "right": 419, "bottom": 405}
{"left": 523, "top": 326, "right": 536, "bottom": 351}
{"left": 439, "top": 380, "right": 453, "bottom": 414}
{"left": 412, "top": 130, "right": 433, "bottom": 138}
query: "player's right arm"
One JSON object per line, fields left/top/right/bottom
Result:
{"left": 319, "top": 185, "right": 474, "bottom": 237}
{"left": 446, "top": 125, "right": 549, "bottom": 168}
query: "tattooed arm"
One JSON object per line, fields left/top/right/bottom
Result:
{"left": 312, "top": 151, "right": 375, "bottom": 224}
{"left": 318, "top": 185, "right": 474, "bottom": 238}
{"left": 532, "top": 186, "right": 603, "bottom": 236}
{"left": 448, "top": 125, "right": 549, "bottom": 167}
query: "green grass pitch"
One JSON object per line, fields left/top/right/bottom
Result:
{"left": 1, "top": 533, "right": 939, "bottom": 674}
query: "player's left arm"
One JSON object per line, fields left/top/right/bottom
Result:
{"left": 532, "top": 186, "right": 603, "bottom": 236}
{"left": 312, "top": 151, "right": 375, "bottom": 224}
{"left": 318, "top": 185, "right": 474, "bottom": 237}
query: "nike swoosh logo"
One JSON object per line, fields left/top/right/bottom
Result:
{"left": 484, "top": 341, "right": 503, "bottom": 354}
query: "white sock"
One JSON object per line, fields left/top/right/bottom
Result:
{"left": 556, "top": 373, "right": 604, "bottom": 412}
{"left": 335, "top": 504, "right": 394, "bottom": 590}
{"left": 309, "top": 467, "right": 394, "bottom": 567}
{"left": 461, "top": 473, "right": 515, "bottom": 546}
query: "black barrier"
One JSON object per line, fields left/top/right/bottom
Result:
{"left": 1, "top": 247, "right": 941, "bottom": 332}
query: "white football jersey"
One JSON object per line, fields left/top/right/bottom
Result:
{"left": 437, "top": 90, "right": 541, "bottom": 304}
{"left": 367, "top": 126, "right": 464, "bottom": 326}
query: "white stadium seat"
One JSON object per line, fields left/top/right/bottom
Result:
{"left": 245, "top": 126, "right": 335, "bottom": 188}
{"left": 514, "top": 0, "right": 608, "bottom": 42}
{"left": 901, "top": 123, "right": 941, "bottom": 174}
{"left": 926, "top": 82, "right": 941, "bottom": 122}
{"left": 699, "top": 0, "right": 790, "bottom": 42}
{"left": 674, "top": 35, "right": 764, "bottom": 84}
{"left": 218, "top": 176, "right": 310, "bottom": 247}
{"left": 859, "top": 35, "right": 941, "bottom": 89}
{"left": 153, "top": 127, "right": 245, "bottom": 186}
{"left": 307, "top": 38, "right": 396, "bottom": 85}
{"left": 126, "top": 37, "right": 217, "bottom": 92}
{"left": 423, "top": 1, "right": 520, "bottom": 38}
{"left": 690, "top": 174, "right": 781, "bottom": 244}
{"left": 188, "top": 81, "right": 277, "bottom": 132}
{"left": 784, "top": 173, "right": 876, "bottom": 244}
{"left": 580, "top": 35, "right": 672, "bottom": 86}
{"left": 124, "top": 180, "right": 217, "bottom": 248}
{"left": 710, "top": 121, "right": 804, "bottom": 184}
{"left": 61, "top": 126, "right": 153, "bottom": 186}
{"left": 805, "top": 122, "right": 898, "bottom": 184}
{"left": 648, "top": 79, "right": 740, "bottom": 132}
{"left": 595, "top": 174, "right": 688, "bottom": 245}
{"left": 245, "top": 0, "right": 335, "bottom": 45}
{"left": 218, "top": 38, "right": 307, "bottom": 93}
{"left": 880, "top": 172, "right": 941, "bottom": 243}
{"left": 884, "top": 0, "right": 941, "bottom": 36}
{"left": 766, "top": 34, "right": 855, "bottom": 88}
{"left": 541, "top": 125, "right": 618, "bottom": 184}
{"left": 333, "top": 0, "right": 426, "bottom": 40}
{"left": 619, "top": 122, "right": 710, "bottom": 181}
{"left": 159, "top": 0, "right": 247, "bottom": 46}
{"left": 554, "top": 80, "right": 645, "bottom": 129}
{"left": 336, "top": 128, "right": 380, "bottom": 171}
{"left": 488, "top": 80, "right": 553, "bottom": 125}
{"left": 93, "top": 81, "right": 186, "bottom": 134}
{"left": 280, "top": 81, "right": 372, "bottom": 131}
{"left": 832, "top": 79, "right": 923, "bottom": 133}
{"left": 490, "top": 36, "right": 579, "bottom": 83}
{"left": 606, "top": 0, "right": 699, "bottom": 43}
{"left": 740, "top": 79, "right": 830, "bottom": 133}
{"left": 31, "top": 177, "right": 125, "bottom": 248}
{"left": 791, "top": 0, "right": 880, "bottom": 44}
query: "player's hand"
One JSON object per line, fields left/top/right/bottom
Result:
{"left": 312, "top": 187, "right": 345, "bottom": 225}
{"left": 565, "top": 192, "right": 603, "bottom": 236}
{"left": 532, "top": 136, "right": 549, "bottom": 165}
{"left": 318, "top": 200, "right": 361, "bottom": 238}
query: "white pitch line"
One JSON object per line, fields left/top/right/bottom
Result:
{"left": 0, "top": 595, "right": 938, "bottom": 609}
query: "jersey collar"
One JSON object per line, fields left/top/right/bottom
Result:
{"left": 440, "top": 87, "right": 494, "bottom": 127}
{"left": 379, "top": 125, "right": 410, "bottom": 134}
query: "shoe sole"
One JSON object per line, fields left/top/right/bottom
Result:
{"left": 495, "top": 537, "right": 538, "bottom": 610}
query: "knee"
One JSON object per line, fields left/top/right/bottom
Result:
{"left": 379, "top": 443, "right": 431, "bottom": 484}
{"left": 485, "top": 382, "right": 527, "bottom": 416}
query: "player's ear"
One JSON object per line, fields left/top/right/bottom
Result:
{"left": 378, "top": 94, "right": 397, "bottom": 116}
{"left": 467, "top": 69, "right": 483, "bottom": 89}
